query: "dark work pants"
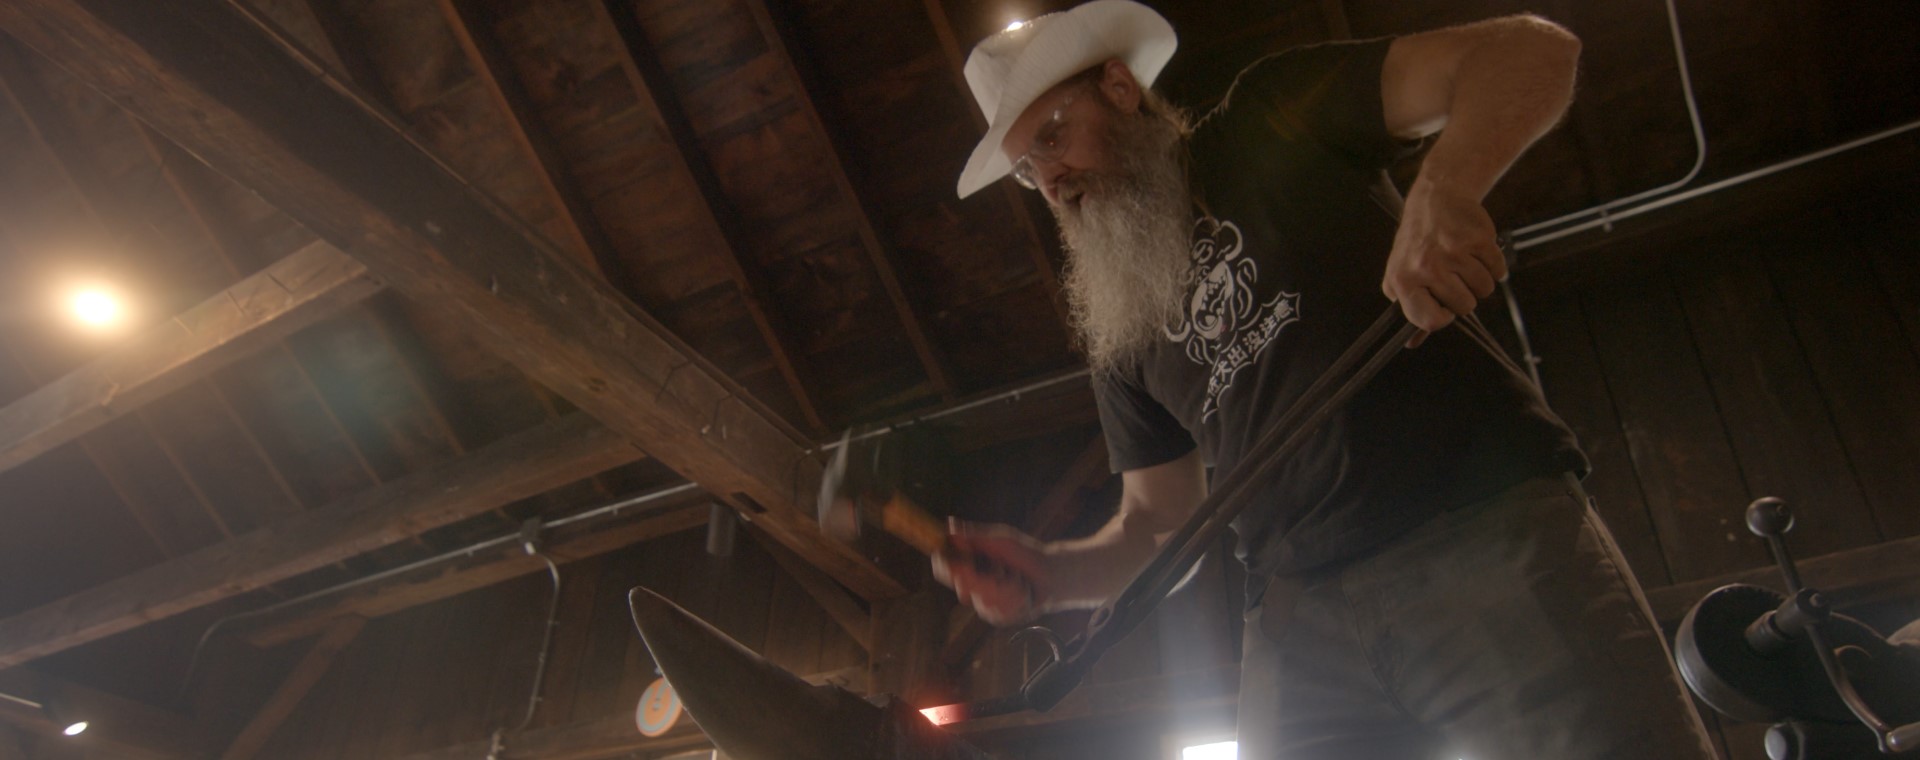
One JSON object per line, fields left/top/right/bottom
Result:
{"left": 1236, "top": 474, "right": 1719, "bottom": 760}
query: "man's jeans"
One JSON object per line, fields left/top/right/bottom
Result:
{"left": 1236, "top": 474, "right": 1720, "bottom": 760}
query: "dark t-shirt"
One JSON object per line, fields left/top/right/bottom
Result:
{"left": 1094, "top": 38, "right": 1588, "bottom": 578}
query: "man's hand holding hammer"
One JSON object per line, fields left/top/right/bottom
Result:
{"left": 934, "top": 451, "right": 1208, "bottom": 627}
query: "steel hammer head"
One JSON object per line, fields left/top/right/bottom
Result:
{"left": 816, "top": 429, "right": 865, "bottom": 543}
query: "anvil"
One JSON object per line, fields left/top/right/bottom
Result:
{"left": 629, "top": 586, "right": 992, "bottom": 760}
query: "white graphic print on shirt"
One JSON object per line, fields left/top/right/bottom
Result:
{"left": 1163, "top": 216, "right": 1300, "bottom": 421}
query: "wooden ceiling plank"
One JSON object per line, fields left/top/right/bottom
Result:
{"left": 238, "top": 486, "right": 712, "bottom": 648}
{"left": 0, "top": 242, "right": 381, "bottom": 476}
{"left": 218, "top": 615, "right": 366, "bottom": 760}
{"left": 130, "top": 409, "right": 238, "bottom": 539}
{"left": 0, "top": 0, "right": 904, "bottom": 600}
{"left": 0, "top": 667, "right": 210, "bottom": 760}
{"left": 0, "top": 725, "right": 27, "bottom": 760}
{"left": 750, "top": 527, "right": 873, "bottom": 652}
{"left": 739, "top": 0, "right": 958, "bottom": 400}
{"left": 0, "top": 412, "right": 643, "bottom": 669}
{"left": 919, "top": 0, "right": 1069, "bottom": 326}
{"left": 434, "top": 0, "right": 622, "bottom": 281}
{"left": 132, "top": 125, "right": 390, "bottom": 495}
{"left": 589, "top": 0, "right": 830, "bottom": 433}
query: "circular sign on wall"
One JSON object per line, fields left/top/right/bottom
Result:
{"left": 636, "top": 677, "right": 683, "bottom": 737}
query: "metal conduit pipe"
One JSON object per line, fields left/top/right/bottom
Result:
{"left": 1511, "top": 0, "right": 1708, "bottom": 240}
{"left": 1512, "top": 118, "right": 1920, "bottom": 251}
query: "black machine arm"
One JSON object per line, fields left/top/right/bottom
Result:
{"left": 1676, "top": 498, "right": 1920, "bottom": 759}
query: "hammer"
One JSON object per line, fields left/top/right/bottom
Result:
{"left": 814, "top": 429, "right": 949, "bottom": 556}
{"left": 816, "top": 429, "right": 1031, "bottom": 608}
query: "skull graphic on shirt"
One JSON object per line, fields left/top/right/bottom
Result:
{"left": 1165, "top": 216, "right": 1301, "bottom": 421}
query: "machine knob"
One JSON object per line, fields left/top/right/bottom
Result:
{"left": 1748, "top": 497, "right": 1795, "bottom": 539}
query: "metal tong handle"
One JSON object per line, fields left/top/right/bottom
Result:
{"left": 1017, "top": 307, "right": 1421, "bottom": 712}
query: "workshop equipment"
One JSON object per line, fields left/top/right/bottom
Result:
{"left": 1676, "top": 498, "right": 1920, "bottom": 759}
{"left": 628, "top": 586, "right": 992, "bottom": 760}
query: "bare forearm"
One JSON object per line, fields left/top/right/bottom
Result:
{"left": 1417, "top": 17, "right": 1580, "bottom": 201}
{"left": 1038, "top": 508, "right": 1169, "bottom": 609}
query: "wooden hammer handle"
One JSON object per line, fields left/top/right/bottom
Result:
{"left": 877, "top": 493, "right": 948, "bottom": 557}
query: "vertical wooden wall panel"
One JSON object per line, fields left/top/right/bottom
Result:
{"left": 1584, "top": 269, "right": 1769, "bottom": 583}
{"left": 1767, "top": 226, "right": 1920, "bottom": 540}
{"left": 1526, "top": 294, "right": 1673, "bottom": 586}
{"left": 1672, "top": 249, "right": 1881, "bottom": 556}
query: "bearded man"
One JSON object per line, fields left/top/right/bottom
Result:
{"left": 932, "top": 2, "right": 1720, "bottom": 758}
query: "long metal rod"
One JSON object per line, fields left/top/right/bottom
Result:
{"left": 0, "top": 692, "right": 42, "bottom": 710}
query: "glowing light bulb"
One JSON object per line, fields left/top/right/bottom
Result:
{"left": 63, "top": 721, "right": 88, "bottom": 736}
{"left": 1005, "top": 19, "right": 1027, "bottom": 32}
{"left": 68, "top": 287, "right": 123, "bottom": 329}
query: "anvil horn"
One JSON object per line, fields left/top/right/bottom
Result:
{"left": 629, "top": 585, "right": 880, "bottom": 759}
{"left": 628, "top": 586, "right": 995, "bottom": 760}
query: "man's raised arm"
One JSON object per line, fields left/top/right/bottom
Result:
{"left": 1378, "top": 15, "right": 1581, "bottom": 336}
{"left": 934, "top": 450, "right": 1207, "bottom": 625}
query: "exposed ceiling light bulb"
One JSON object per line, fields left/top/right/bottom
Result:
{"left": 68, "top": 287, "right": 123, "bottom": 329}
{"left": 1005, "top": 19, "right": 1027, "bottom": 31}
{"left": 63, "top": 721, "right": 89, "bottom": 736}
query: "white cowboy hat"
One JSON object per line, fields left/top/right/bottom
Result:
{"left": 955, "top": 0, "right": 1177, "bottom": 198}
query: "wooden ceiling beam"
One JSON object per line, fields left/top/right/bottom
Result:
{"left": 589, "top": 0, "right": 830, "bottom": 433}
{"left": 0, "top": 412, "right": 643, "bottom": 669}
{"left": 740, "top": 0, "right": 957, "bottom": 400}
{"left": 217, "top": 615, "right": 365, "bottom": 760}
{"left": 0, "top": 242, "right": 379, "bottom": 476}
{"left": 919, "top": 0, "right": 1069, "bottom": 325}
{"left": 0, "top": 0, "right": 902, "bottom": 599}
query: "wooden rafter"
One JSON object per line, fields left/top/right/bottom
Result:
{"left": 0, "top": 0, "right": 903, "bottom": 600}
{"left": 918, "top": 0, "right": 1069, "bottom": 325}
{"left": 219, "top": 615, "right": 366, "bottom": 760}
{"left": 0, "top": 242, "right": 378, "bottom": 475}
{"left": 588, "top": 0, "right": 831, "bottom": 433}
{"left": 0, "top": 413, "right": 642, "bottom": 669}
{"left": 738, "top": 0, "right": 958, "bottom": 400}
{"left": 434, "top": 0, "right": 623, "bottom": 280}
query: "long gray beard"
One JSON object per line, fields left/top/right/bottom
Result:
{"left": 1054, "top": 110, "right": 1192, "bottom": 375}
